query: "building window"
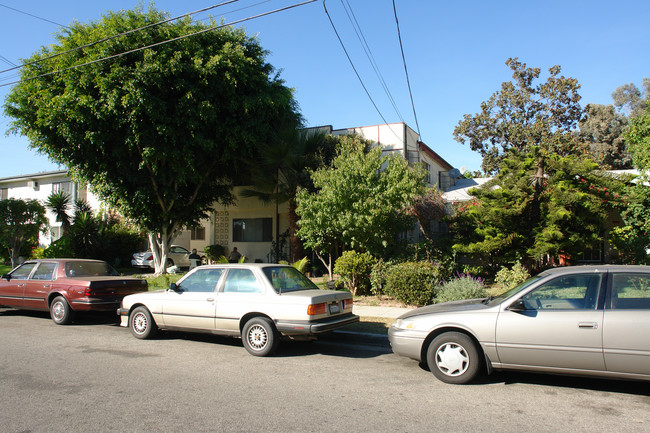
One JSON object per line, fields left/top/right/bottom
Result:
{"left": 576, "top": 243, "right": 603, "bottom": 263}
{"left": 191, "top": 226, "right": 206, "bottom": 241}
{"left": 422, "top": 162, "right": 431, "bottom": 184}
{"left": 0, "top": 188, "right": 7, "bottom": 200}
{"left": 233, "top": 218, "right": 272, "bottom": 242}
{"left": 53, "top": 182, "right": 73, "bottom": 196}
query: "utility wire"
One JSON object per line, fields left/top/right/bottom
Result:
{"left": 0, "top": 0, "right": 318, "bottom": 87}
{"left": 0, "top": 2, "right": 69, "bottom": 29}
{"left": 0, "top": 0, "right": 242, "bottom": 75}
{"left": 392, "top": 0, "right": 421, "bottom": 138}
{"left": 323, "top": 0, "right": 403, "bottom": 144}
{"left": 341, "top": 0, "right": 405, "bottom": 124}
{"left": 0, "top": 54, "right": 17, "bottom": 67}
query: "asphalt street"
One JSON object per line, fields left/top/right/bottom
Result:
{"left": 1, "top": 308, "right": 649, "bottom": 433}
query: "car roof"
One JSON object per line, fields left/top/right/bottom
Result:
{"left": 193, "top": 263, "right": 291, "bottom": 269}
{"left": 538, "top": 264, "right": 650, "bottom": 277}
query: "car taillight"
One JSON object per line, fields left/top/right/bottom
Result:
{"left": 343, "top": 298, "right": 353, "bottom": 310}
{"left": 84, "top": 288, "right": 92, "bottom": 296}
{"left": 307, "top": 303, "right": 327, "bottom": 316}
{"left": 146, "top": 254, "right": 153, "bottom": 260}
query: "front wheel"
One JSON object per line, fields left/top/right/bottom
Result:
{"left": 426, "top": 332, "right": 481, "bottom": 384}
{"left": 242, "top": 317, "right": 279, "bottom": 356}
{"left": 50, "top": 296, "right": 74, "bottom": 325}
{"left": 129, "top": 306, "right": 158, "bottom": 339}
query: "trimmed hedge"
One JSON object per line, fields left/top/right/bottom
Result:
{"left": 383, "top": 261, "right": 442, "bottom": 306}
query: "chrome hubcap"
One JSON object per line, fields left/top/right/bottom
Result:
{"left": 436, "top": 342, "right": 470, "bottom": 376}
{"left": 52, "top": 301, "right": 65, "bottom": 321}
{"left": 247, "top": 324, "right": 268, "bottom": 350}
{"left": 133, "top": 312, "right": 147, "bottom": 334}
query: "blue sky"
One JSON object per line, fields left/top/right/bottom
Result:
{"left": 1, "top": 0, "right": 649, "bottom": 178}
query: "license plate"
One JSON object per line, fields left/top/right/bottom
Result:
{"left": 328, "top": 303, "right": 340, "bottom": 314}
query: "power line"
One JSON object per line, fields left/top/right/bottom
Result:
{"left": 0, "top": 2, "right": 69, "bottom": 29}
{"left": 0, "top": 0, "right": 243, "bottom": 75}
{"left": 0, "top": 0, "right": 319, "bottom": 88}
{"left": 392, "top": 0, "right": 421, "bottom": 138}
{"left": 0, "top": 54, "right": 17, "bottom": 67}
{"left": 322, "top": 0, "right": 402, "bottom": 143}
{"left": 341, "top": 0, "right": 405, "bottom": 124}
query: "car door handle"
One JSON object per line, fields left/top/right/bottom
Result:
{"left": 206, "top": 298, "right": 214, "bottom": 302}
{"left": 578, "top": 322, "right": 598, "bottom": 329}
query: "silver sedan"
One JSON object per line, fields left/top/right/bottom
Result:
{"left": 118, "top": 264, "right": 358, "bottom": 356}
{"left": 389, "top": 265, "right": 650, "bottom": 384}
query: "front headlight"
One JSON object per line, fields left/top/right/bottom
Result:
{"left": 393, "top": 318, "right": 417, "bottom": 330}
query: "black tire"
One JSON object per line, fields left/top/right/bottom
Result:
{"left": 426, "top": 332, "right": 481, "bottom": 384}
{"left": 129, "top": 306, "right": 158, "bottom": 339}
{"left": 242, "top": 317, "right": 279, "bottom": 357}
{"left": 50, "top": 296, "right": 74, "bottom": 325}
{"left": 166, "top": 259, "right": 174, "bottom": 268}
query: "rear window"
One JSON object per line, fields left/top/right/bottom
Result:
{"left": 65, "top": 261, "right": 118, "bottom": 277}
{"left": 262, "top": 267, "right": 319, "bottom": 293}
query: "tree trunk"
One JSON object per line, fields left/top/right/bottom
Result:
{"left": 288, "top": 199, "right": 303, "bottom": 262}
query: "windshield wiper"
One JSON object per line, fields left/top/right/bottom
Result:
{"left": 482, "top": 296, "right": 495, "bottom": 304}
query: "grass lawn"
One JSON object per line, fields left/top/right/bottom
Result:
{"left": 0, "top": 264, "right": 11, "bottom": 275}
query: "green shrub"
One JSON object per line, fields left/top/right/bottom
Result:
{"left": 435, "top": 274, "right": 487, "bottom": 304}
{"left": 370, "top": 259, "right": 392, "bottom": 297}
{"left": 494, "top": 262, "right": 530, "bottom": 293}
{"left": 383, "top": 261, "right": 442, "bottom": 306}
{"left": 42, "top": 237, "right": 75, "bottom": 258}
{"left": 334, "top": 251, "right": 377, "bottom": 296}
{"left": 203, "top": 244, "right": 226, "bottom": 263}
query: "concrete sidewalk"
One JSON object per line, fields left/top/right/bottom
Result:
{"left": 352, "top": 305, "right": 414, "bottom": 319}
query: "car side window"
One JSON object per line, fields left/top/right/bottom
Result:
{"left": 223, "top": 269, "right": 261, "bottom": 293}
{"left": 177, "top": 269, "right": 223, "bottom": 293}
{"left": 611, "top": 274, "right": 650, "bottom": 310}
{"left": 31, "top": 263, "right": 57, "bottom": 281}
{"left": 10, "top": 263, "right": 38, "bottom": 280}
{"left": 522, "top": 274, "right": 602, "bottom": 310}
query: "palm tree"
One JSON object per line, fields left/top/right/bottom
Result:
{"left": 242, "top": 129, "right": 335, "bottom": 262}
{"left": 45, "top": 191, "right": 72, "bottom": 235}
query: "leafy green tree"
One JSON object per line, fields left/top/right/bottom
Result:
{"left": 296, "top": 134, "right": 426, "bottom": 279}
{"left": 612, "top": 79, "right": 650, "bottom": 118}
{"left": 0, "top": 199, "right": 48, "bottom": 267}
{"left": 450, "top": 148, "right": 626, "bottom": 272}
{"left": 453, "top": 58, "right": 585, "bottom": 175}
{"left": 45, "top": 191, "right": 72, "bottom": 235}
{"left": 609, "top": 102, "right": 650, "bottom": 263}
{"left": 579, "top": 104, "right": 631, "bottom": 169}
{"left": 625, "top": 103, "right": 650, "bottom": 171}
{"left": 4, "top": 6, "right": 300, "bottom": 274}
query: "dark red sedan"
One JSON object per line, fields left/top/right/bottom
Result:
{"left": 0, "top": 259, "right": 147, "bottom": 324}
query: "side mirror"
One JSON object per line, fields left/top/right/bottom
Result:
{"left": 169, "top": 283, "right": 180, "bottom": 292}
{"left": 507, "top": 298, "right": 526, "bottom": 312}
{"left": 2, "top": 274, "right": 10, "bottom": 281}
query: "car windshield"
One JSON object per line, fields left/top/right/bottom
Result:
{"left": 486, "top": 275, "right": 543, "bottom": 304}
{"left": 262, "top": 266, "right": 319, "bottom": 293}
{"left": 65, "top": 261, "right": 119, "bottom": 277}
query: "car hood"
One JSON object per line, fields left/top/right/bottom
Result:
{"left": 397, "top": 298, "right": 491, "bottom": 319}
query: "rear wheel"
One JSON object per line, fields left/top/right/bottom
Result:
{"left": 129, "top": 306, "right": 158, "bottom": 339}
{"left": 426, "top": 332, "right": 481, "bottom": 384}
{"left": 242, "top": 317, "right": 279, "bottom": 356}
{"left": 50, "top": 296, "right": 74, "bottom": 325}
